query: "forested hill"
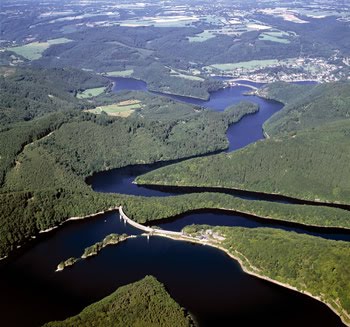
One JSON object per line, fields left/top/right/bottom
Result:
{"left": 43, "top": 276, "right": 193, "bottom": 327}
{"left": 136, "top": 81, "right": 350, "bottom": 205}
{"left": 261, "top": 81, "right": 350, "bottom": 136}
{"left": 0, "top": 63, "right": 258, "bottom": 258}
{"left": 136, "top": 119, "right": 350, "bottom": 205}
{"left": 0, "top": 67, "right": 108, "bottom": 125}
{"left": 183, "top": 225, "right": 350, "bottom": 326}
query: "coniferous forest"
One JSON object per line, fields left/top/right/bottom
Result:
{"left": 1, "top": 1, "right": 350, "bottom": 326}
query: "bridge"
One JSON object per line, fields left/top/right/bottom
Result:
{"left": 118, "top": 206, "right": 183, "bottom": 237}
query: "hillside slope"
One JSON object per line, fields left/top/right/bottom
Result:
{"left": 137, "top": 99, "right": 350, "bottom": 204}
{"left": 261, "top": 81, "right": 350, "bottom": 136}
{"left": 43, "top": 276, "right": 193, "bottom": 327}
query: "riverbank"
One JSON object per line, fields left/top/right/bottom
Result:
{"left": 214, "top": 76, "right": 319, "bottom": 84}
{"left": 143, "top": 206, "right": 350, "bottom": 235}
{"left": 40, "top": 207, "right": 120, "bottom": 234}
{"left": 152, "top": 234, "right": 350, "bottom": 327}
{"left": 111, "top": 76, "right": 212, "bottom": 101}
{"left": 181, "top": 237, "right": 350, "bottom": 327}
{"left": 151, "top": 87, "right": 210, "bottom": 101}
{"left": 56, "top": 233, "right": 137, "bottom": 272}
{"left": 135, "top": 178, "right": 350, "bottom": 210}
{"left": 119, "top": 208, "right": 349, "bottom": 327}
{"left": 0, "top": 207, "right": 121, "bottom": 263}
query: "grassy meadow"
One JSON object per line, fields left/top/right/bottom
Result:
{"left": 76, "top": 87, "right": 106, "bottom": 99}
{"left": 87, "top": 100, "right": 142, "bottom": 117}
{"left": 104, "top": 69, "right": 134, "bottom": 77}
{"left": 8, "top": 38, "right": 71, "bottom": 60}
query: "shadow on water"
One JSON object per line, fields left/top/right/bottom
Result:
{"left": 0, "top": 212, "right": 344, "bottom": 327}
{"left": 1, "top": 78, "right": 346, "bottom": 327}
{"left": 147, "top": 208, "right": 350, "bottom": 242}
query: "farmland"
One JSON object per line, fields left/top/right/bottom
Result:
{"left": 104, "top": 70, "right": 134, "bottom": 77}
{"left": 7, "top": 38, "right": 71, "bottom": 60}
{"left": 86, "top": 100, "right": 142, "bottom": 117}
{"left": 76, "top": 87, "right": 106, "bottom": 99}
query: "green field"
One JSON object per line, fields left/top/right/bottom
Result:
{"left": 8, "top": 38, "right": 72, "bottom": 60}
{"left": 201, "top": 15, "right": 225, "bottom": 26}
{"left": 118, "top": 16, "right": 198, "bottom": 28}
{"left": 87, "top": 100, "right": 142, "bottom": 117}
{"left": 188, "top": 30, "right": 216, "bottom": 42}
{"left": 259, "top": 31, "right": 291, "bottom": 44}
{"left": 76, "top": 87, "right": 106, "bottom": 99}
{"left": 0, "top": 97, "right": 251, "bottom": 257}
{"left": 170, "top": 69, "right": 204, "bottom": 81}
{"left": 104, "top": 69, "right": 134, "bottom": 77}
{"left": 60, "top": 25, "right": 78, "bottom": 34}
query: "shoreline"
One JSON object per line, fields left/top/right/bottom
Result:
{"left": 135, "top": 180, "right": 350, "bottom": 210}
{"left": 109, "top": 75, "right": 211, "bottom": 101}
{"left": 0, "top": 207, "right": 121, "bottom": 263}
{"left": 119, "top": 208, "right": 349, "bottom": 326}
{"left": 151, "top": 88, "right": 210, "bottom": 101}
{"left": 216, "top": 207, "right": 350, "bottom": 231}
{"left": 152, "top": 232, "right": 350, "bottom": 327}
{"left": 144, "top": 206, "right": 350, "bottom": 233}
{"left": 0, "top": 207, "right": 120, "bottom": 263}
{"left": 39, "top": 206, "right": 120, "bottom": 234}
{"left": 215, "top": 76, "right": 320, "bottom": 84}
{"left": 55, "top": 234, "right": 137, "bottom": 272}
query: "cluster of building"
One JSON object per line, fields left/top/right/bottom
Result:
{"left": 207, "top": 57, "right": 348, "bottom": 83}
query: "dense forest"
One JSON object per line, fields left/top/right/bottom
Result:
{"left": 57, "top": 233, "right": 130, "bottom": 271}
{"left": 261, "top": 81, "right": 350, "bottom": 136}
{"left": 1, "top": 67, "right": 350, "bottom": 258}
{"left": 32, "top": 24, "right": 297, "bottom": 71}
{"left": 0, "top": 64, "right": 260, "bottom": 258}
{"left": 44, "top": 276, "right": 193, "bottom": 327}
{"left": 0, "top": 189, "right": 124, "bottom": 258}
{"left": 255, "top": 14, "right": 350, "bottom": 56}
{"left": 137, "top": 83, "right": 350, "bottom": 205}
{"left": 122, "top": 192, "right": 350, "bottom": 230}
{"left": 132, "top": 63, "right": 223, "bottom": 100}
{"left": 0, "top": 112, "right": 73, "bottom": 187}
{"left": 183, "top": 225, "right": 350, "bottom": 326}
{"left": 1, "top": 2, "right": 350, "bottom": 326}
{"left": 32, "top": 102, "right": 257, "bottom": 178}
{"left": 0, "top": 67, "right": 108, "bottom": 125}
{"left": 81, "top": 233, "right": 128, "bottom": 259}
{"left": 29, "top": 18, "right": 349, "bottom": 74}
{"left": 4, "top": 182, "right": 350, "bottom": 259}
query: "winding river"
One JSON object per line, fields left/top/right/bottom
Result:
{"left": 0, "top": 78, "right": 347, "bottom": 327}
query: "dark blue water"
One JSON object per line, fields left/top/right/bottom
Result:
{"left": 112, "top": 77, "right": 147, "bottom": 92}
{"left": 89, "top": 77, "right": 350, "bottom": 240}
{"left": 1, "top": 78, "right": 346, "bottom": 327}
{"left": 112, "top": 76, "right": 281, "bottom": 115}
{"left": 0, "top": 212, "right": 344, "bottom": 327}
{"left": 88, "top": 164, "right": 297, "bottom": 200}
{"left": 90, "top": 77, "right": 283, "bottom": 193}
{"left": 152, "top": 210, "right": 350, "bottom": 242}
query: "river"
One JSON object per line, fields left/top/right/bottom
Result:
{"left": 0, "top": 78, "right": 346, "bottom": 327}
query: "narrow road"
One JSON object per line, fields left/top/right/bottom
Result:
{"left": 119, "top": 206, "right": 183, "bottom": 237}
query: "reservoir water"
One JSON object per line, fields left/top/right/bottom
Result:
{"left": 0, "top": 78, "right": 347, "bottom": 327}
{"left": 0, "top": 213, "right": 345, "bottom": 327}
{"left": 111, "top": 77, "right": 283, "bottom": 152}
